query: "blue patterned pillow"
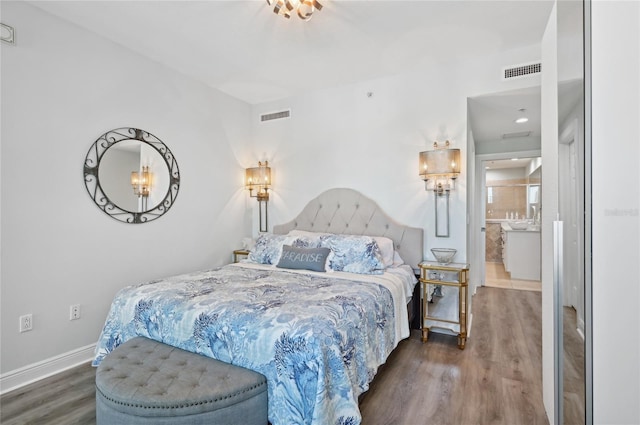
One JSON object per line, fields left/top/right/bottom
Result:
{"left": 287, "top": 230, "right": 328, "bottom": 248}
{"left": 248, "top": 234, "right": 290, "bottom": 265}
{"left": 247, "top": 234, "right": 315, "bottom": 265}
{"left": 319, "top": 234, "right": 386, "bottom": 275}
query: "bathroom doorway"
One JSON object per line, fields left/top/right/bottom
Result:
{"left": 482, "top": 157, "right": 542, "bottom": 291}
{"left": 467, "top": 85, "right": 542, "bottom": 293}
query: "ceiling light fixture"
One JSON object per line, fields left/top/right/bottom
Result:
{"left": 266, "top": 0, "right": 323, "bottom": 21}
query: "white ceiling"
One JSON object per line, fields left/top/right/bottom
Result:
{"left": 27, "top": 0, "right": 564, "bottom": 153}
{"left": 485, "top": 158, "right": 536, "bottom": 170}
{"left": 468, "top": 85, "right": 542, "bottom": 148}
{"left": 29, "top": 0, "right": 555, "bottom": 105}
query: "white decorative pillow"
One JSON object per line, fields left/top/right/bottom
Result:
{"left": 319, "top": 234, "right": 386, "bottom": 275}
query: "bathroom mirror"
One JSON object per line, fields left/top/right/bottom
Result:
{"left": 83, "top": 128, "right": 180, "bottom": 223}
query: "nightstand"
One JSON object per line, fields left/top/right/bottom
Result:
{"left": 233, "top": 249, "right": 250, "bottom": 263}
{"left": 419, "top": 261, "right": 469, "bottom": 349}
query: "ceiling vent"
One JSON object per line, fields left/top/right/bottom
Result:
{"left": 260, "top": 109, "right": 291, "bottom": 122}
{"left": 502, "top": 131, "right": 532, "bottom": 139}
{"left": 502, "top": 62, "right": 542, "bottom": 80}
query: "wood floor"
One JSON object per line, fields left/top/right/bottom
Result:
{"left": 359, "top": 287, "right": 547, "bottom": 424}
{"left": 485, "top": 261, "right": 542, "bottom": 292}
{"left": 1, "top": 287, "right": 548, "bottom": 425}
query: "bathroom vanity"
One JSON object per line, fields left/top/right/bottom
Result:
{"left": 501, "top": 222, "right": 541, "bottom": 281}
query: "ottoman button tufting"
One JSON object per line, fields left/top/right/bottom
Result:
{"left": 96, "top": 337, "right": 268, "bottom": 425}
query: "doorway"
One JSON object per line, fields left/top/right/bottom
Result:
{"left": 480, "top": 156, "right": 542, "bottom": 292}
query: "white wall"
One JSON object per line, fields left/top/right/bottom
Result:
{"left": 592, "top": 1, "right": 640, "bottom": 423}
{"left": 0, "top": 2, "right": 252, "bottom": 377}
{"left": 249, "top": 44, "right": 547, "bottom": 265}
{"left": 486, "top": 167, "right": 527, "bottom": 182}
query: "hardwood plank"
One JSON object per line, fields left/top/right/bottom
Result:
{"left": 0, "top": 363, "right": 96, "bottom": 425}
{"left": 361, "top": 287, "right": 548, "bottom": 425}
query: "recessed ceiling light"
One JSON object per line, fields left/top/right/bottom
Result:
{"left": 486, "top": 166, "right": 491, "bottom": 169}
{"left": 515, "top": 117, "right": 529, "bottom": 124}
{"left": 511, "top": 158, "right": 519, "bottom": 161}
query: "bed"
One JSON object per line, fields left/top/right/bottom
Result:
{"left": 93, "top": 188, "right": 423, "bottom": 425}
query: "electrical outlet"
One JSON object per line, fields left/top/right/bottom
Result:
{"left": 19, "top": 314, "right": 33, "bottom": 332}
{"left": 70, "top": 304, "right": 81, "bottom": 320}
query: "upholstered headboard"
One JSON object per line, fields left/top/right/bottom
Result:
{"left": 273, "top": 188, "right": 424, "bottom": 270}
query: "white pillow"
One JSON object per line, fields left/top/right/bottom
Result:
{"left": 392, "top": 250, "right": 405, "bottom": 267}
{"left": 372, "top": 236, "right": 395, "bottom": 267}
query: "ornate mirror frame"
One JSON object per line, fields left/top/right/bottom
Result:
{"left": 83, "top": 127, "right": 180, "bottom": 224}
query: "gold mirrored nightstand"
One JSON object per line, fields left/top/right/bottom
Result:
{"left": 233, "top": 249, "right": 250, "bottom": 263}
{"left": 419, "top": 261, "right": 469, "bottom": 349}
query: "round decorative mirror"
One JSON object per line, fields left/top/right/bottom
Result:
{"left": 83, "top": 128, "right": 180, "bottom": 223}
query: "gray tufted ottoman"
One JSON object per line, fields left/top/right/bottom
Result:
{"left": 95, "top": 337, "right": 268, "bottom": 425}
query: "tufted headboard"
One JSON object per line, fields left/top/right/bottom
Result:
{"left": 273, "top": 188, "right": 424, "bottom": 270}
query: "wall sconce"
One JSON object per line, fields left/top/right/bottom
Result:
{"left": 419, "top": 141, "right": 461, "bottom": 237}
{"left": 245, "top": 161, "right": 271, "bottom": 232}
{"left": 266, "top": 0, "right": 323, "bottom": 21}
{"left": 131, "top": 166, "right": 152, "bottom": 197}
{"left": 131, "top": 166, "right": 152, "bottom": 210}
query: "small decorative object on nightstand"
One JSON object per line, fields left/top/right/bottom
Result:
{"left": 233, "top": 249, "right": 250, "bottom": 263}
{"left": 419, "top": 261, "right": 469, "bottom": 349}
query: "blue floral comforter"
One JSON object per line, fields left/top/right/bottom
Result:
{"left": 93, "top": 263, "right": 411, "bottom": 425}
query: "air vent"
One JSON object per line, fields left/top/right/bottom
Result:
{"left": 502, "top": 131, "right": 532, "bottom": 139}
{"left": 260, "top": 109, "right": 291, "bottom": 122}
{"left": 502, "top": 62, "right": 542, "bottom": 80}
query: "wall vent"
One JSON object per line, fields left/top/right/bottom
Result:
{"left": 502, "top": 62, "right": 541, "bottom": 80}
{"left": 502, "top": 131, "right": 532, "bottom": 139}
{"left": 260, "top": 109, "right": 291, "bottom": 122}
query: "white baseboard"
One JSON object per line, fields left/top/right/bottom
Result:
{"left": 0, "top": 343, "right": 96, "bottom": 395}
